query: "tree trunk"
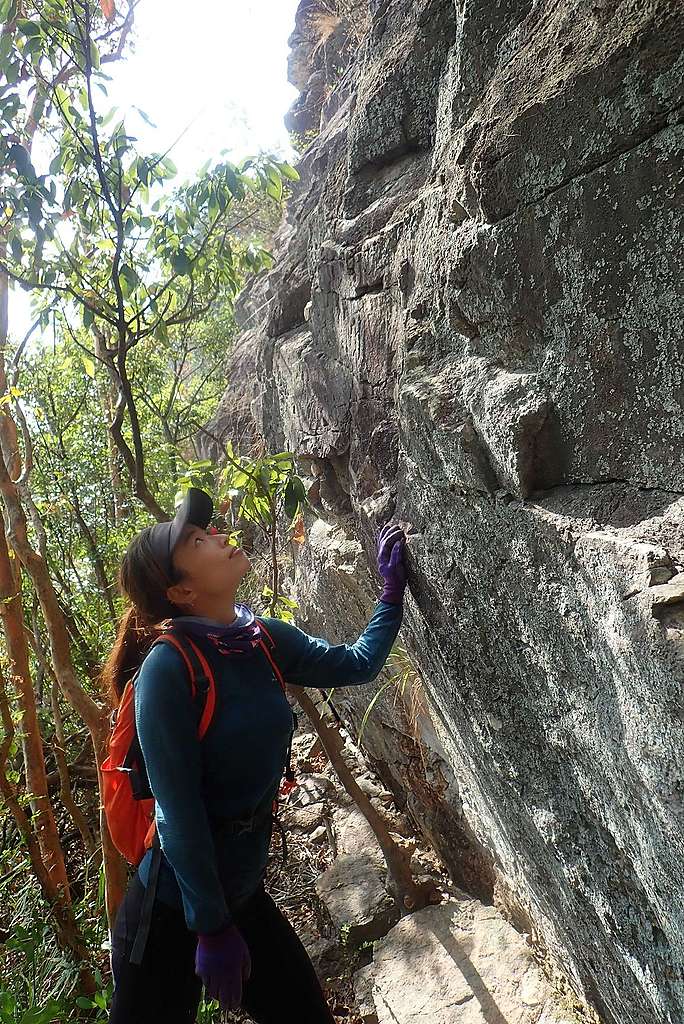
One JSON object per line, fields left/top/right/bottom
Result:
{"left": 94, "top": 329, "right": 129, "bottom": 525}
{"left": 0, "top": 444, "right": 103, "bottom": 737}
{"left": 0, "top": 667, "right": 88, "bottom": 967}
{"left": 95, "top": 332, "right": 168, "bottom": 522}
{"left": 99, "top": 790, "right": 129, "bottom": 930}
{"left": 0, "top": 353, "right": 126, "bottom": 934}
{"left": 295, "top": 688, "right": 440, "bottom": 913}
{"left": 0, "top": 523, "right": 72, "bottom": 901}
{"left": 0, "top": 249, "right": 73, "bottom": 902}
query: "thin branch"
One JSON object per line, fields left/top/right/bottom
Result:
{"left": 10, "top": 315, "right": 43, "bottom": 385}
{"left": 99, "top": 0, "right": 137, "bottom": 63}
{"left": 50, "top": 676, "right": 98, "bottom": 856}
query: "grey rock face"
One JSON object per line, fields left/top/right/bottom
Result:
{"left": 368, "top": 898, "right": 577, "bottom": 1024}
{"left": 213, "top": 2, "right": 684, "bottom": 1021}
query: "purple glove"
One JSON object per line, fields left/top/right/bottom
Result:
{"left": 377, "top": 522, "right": 407, "bottom": 605}
{"left": 195, "top": 923, "right": 251, "bottom": 1011}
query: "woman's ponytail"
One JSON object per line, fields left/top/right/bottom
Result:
{"left": 100, "top": 606, "right": 161, "bottom": 707}
{"left": 101, "top": 524, "right": 184, "bottom": 706}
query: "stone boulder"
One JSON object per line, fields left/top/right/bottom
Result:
{"left": 315, "top": 852, "right": 399, "bottom": 945}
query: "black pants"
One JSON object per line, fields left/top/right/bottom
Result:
{"left": 109, "top": 876, "right": 335, "bottom": 1024}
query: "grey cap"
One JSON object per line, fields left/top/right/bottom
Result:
{"left": 148, "top": 487, "right": 213, "bottom": 580}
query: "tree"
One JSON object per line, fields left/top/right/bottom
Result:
{"left": 0, "top": 0, "right": 135, "bottom": 971}
{"left": 0, "top": 0, "right": 297, "bottom": 974}
{"left": 1, "top": 0, "right": 295, "bottom": 518}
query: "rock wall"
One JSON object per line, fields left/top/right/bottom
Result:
{"left": 210, "top": 3, "right": 684, "bottom": 1021}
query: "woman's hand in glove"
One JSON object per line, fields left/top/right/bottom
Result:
{"left": 377, "top": 522, "right": 407, "bottom": 605}
{"left": 195, "top": 923, "right": 251, "bottom": 1011}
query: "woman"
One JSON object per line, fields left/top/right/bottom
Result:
{"left": 103, "top": 487, "right": 407, "bottom": 1024}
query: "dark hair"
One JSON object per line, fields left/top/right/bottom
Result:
{"left": 100, "top": 526, "right": 184, "bottom": 705}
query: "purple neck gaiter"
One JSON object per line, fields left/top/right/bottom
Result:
{"left": 172, "top": 604, "right": 262, "bottom": 655}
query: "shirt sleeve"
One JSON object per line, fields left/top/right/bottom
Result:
{"left": 260, "top": 600, "right": 403, "bottom": 688}
{"left": 135, "top": 643, "right": 230, "bottom": 934}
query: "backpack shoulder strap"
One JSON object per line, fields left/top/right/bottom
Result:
{"left": 255, "top": 619, "right": 287, "bottom": 695}
{"left": 152, "top": 632, "right": 216, "bottom": 740}
{"left": 256, "top": 619, "right": 297, "bottom": 792}
{"left": 257, "top": 618, "right": 275, "bottom": 648}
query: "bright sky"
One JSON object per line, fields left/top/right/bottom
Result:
{"left": 107, "top": 0, "right": 300, "bottom": 176}
{"left": 10, "top": 0, "right": 301, "bottom": 336}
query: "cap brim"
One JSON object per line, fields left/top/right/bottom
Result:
{"left": 168, "top": 487, "right": 213, "bottom": 553}
{"left": 148, "top": 487, "right": 213, "bottom": 579}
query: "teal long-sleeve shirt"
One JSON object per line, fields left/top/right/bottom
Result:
{"left": 135, "top": 600, "right": 403, "bottom": 934}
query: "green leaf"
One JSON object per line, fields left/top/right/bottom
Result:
{"left": 231, "top": 470, "right": 249, "bottom": 489}
{"left": 265, "top": 178, "right": 282, "bottom": 202}
{"left": 358, "top": 679, "right": 393, "bottom": 744}
{"left": 89, "top": 38, "right": 100, "bottom": 70}
{"left": 0, "top": 0, "right": 17, "bottom": 22}
{"left": 81, "top": 354, "right": 96, "bottom": 378}
{"left": 53, "top": 83, "right": 69, "bottom": 110}
{"left": 83, "top": 306, "right": 94, "bottom": 329}
{"left": 133, "top": 105, "right": 157, "bottom": 127}
{"left": 224, "top": 165, "right": 244, "bottom": 199}
{"left": 25, "top": 194, "right": 42, "bottom": 227}
{"left": 171, "top": 250, "right": 192, "bottom": 277}
{"left": 118, "top": 263, "right": 139, "bottom": 296}
{"left": 23, "top": 1000, "right": 65, "bottom": 1024}
{"left": 23, "top": 33, "right": 42, "bottom": 57}
{"left": 16, "top": 17, "right": 40, "bottom": 36}
{"left": 9, "top": 234, "right": 22, "bottom": 262}
{"left": 0, "top": 30, "right": 13, "bottom": 62}
{"left": 4, "top": 56, "right": 19, "bottom": 85}
{"left": 137, "top": 158, "right": 151, "bottom": 185}
{"left": 278, "top": 161, "right": 300, "bottom": 181}
{"left": 75, "top": 996, "right": 94, "bottom": 1009}
{"left": 283, "top": 478, "right": 301, "bottom": 521}
{"left": 257, "top": 465, "right": 271, "bottom": 492}
{"left": 8, "top": 142, "right": 35, "bottom": 180}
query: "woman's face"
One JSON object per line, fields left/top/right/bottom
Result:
{"left": 167, "top": 525, "right": 250, "bottom": 609}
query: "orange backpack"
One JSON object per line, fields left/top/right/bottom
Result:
{"left": 101, "top": 631, "right": 216, "bottom": 866}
